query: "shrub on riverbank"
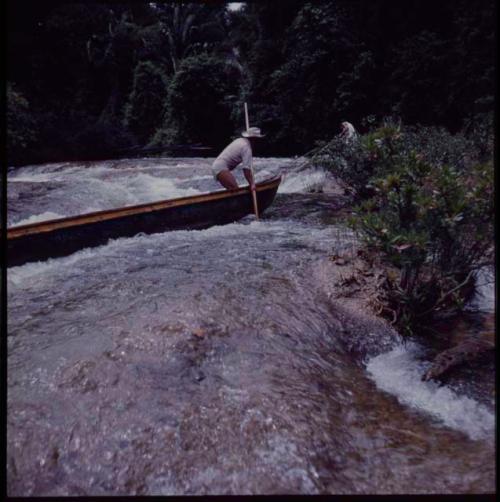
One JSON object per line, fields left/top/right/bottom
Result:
{"left": 314, "top": 119, "right": 494, "bottom": 334}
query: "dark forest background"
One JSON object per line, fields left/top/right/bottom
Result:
{"left": 7, "top": 0, "right": 495, "bottom": 166}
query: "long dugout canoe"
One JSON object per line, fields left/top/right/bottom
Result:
{"left": 8, "top": 175, "right": 282, "bottom": 267}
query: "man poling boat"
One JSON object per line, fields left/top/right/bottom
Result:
{"left": 211, "top": 103, "right": 263, "bottom": 218}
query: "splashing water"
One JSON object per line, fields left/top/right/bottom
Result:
{"left": 13, "top": 211, "right": 66, "bottom": 227}
{"left": 366, "top": 342, "right": 494, "bottom": 441}
{"left": 7, "top": 157, "right": 495, "bottom": 496}
{"left": 279, "top": 168, "right": 328, "bottom": 193}
{"left": 466, "top": 267, "right": 495, "bottom": 313}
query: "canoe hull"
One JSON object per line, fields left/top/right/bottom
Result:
{"left": 8, "top": 176, "right": 281, "bottom": 267}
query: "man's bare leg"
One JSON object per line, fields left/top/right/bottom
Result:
{"left": 216, "top": 169, "right": 239, "bottom": 190}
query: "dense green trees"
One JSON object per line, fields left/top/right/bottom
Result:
{"left": 268, "top": 2, "right": 361, "bottom": 150}
{"left": 124, "top": 61, "right": 170, "bottom": 145}
{"left": 151, "top": 54, "right": 240, "bottom": 150}
{"left": 153, "top": 2, "right": 228, "bottom": 74}
{"left": 7, "top": 83, "right": 37, "bottom": 163}
{"left": 6, "top": 0, "right": 495, "bottom": 165}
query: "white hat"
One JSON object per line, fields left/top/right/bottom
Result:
{"left": 242, "top": 127, "right": 265, "bottom": 138}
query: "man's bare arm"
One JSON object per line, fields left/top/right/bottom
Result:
{"left": 243, "top": 168, "right": 255, "bottom": 190}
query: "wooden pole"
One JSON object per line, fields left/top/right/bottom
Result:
{"left": 250, "top": 158, "right": 259, "bottom": 219}
{"left": 244, "top": 102, "right": 250, "bottom": 131}
{"left": 244, "top": 102, "right": 259, "bottom": 219}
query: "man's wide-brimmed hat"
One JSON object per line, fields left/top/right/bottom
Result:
{"left": 242, "top": 127, "right": 265, "bottom": 138}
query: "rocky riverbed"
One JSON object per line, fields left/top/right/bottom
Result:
{"left": 7, "top": 157, "right": 495, "bottom": 495}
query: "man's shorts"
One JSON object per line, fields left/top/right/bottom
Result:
{"left": 211, "top": 159, "right": 229, "bottom": 180}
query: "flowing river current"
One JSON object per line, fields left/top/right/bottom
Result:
{"left": 7, "top": 157, "right": 495, "bottom": 495}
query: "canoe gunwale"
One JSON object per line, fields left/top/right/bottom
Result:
{"left": 8, "top": 175, "right": 282, "bottom": 239}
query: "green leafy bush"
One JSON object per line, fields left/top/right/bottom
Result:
{"left": 318, "top": 121, "right": 494, "bottom": 334}
{"left": 462, "top": 111, "right": 494, "bottom": 162}
{"left": 311, "top": 118, "right": 486, "bottom": 199}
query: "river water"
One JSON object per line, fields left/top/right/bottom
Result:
{"left": 7, "top": 157, "right": 495, "bottom": 495}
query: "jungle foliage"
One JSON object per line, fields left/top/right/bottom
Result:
{"left": 7, "top": 0, "right": 495, "bottom": 165}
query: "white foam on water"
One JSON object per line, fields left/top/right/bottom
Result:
{"left": 253, "top": 157, "right": 297, "bottom": 166}
{"left": 175, "top": 162, "right": 197, "bottom": 168}
{"left": 366, "top": 342, "right": 494, "bottom": 440}
{"left": 466, "top": 267, "right": 495, "bottom": 313}
{"left": 278, "top": 168, "right": 327, "bottom": 194}
{"left": 7, "top": 245, "right": 106, "bottom": 287}
{"left": 8, "top": 173, "right": 61, "bottom": 183}
{"left": 11, "top": 211, "right": 66, "bottom": 227}
{"left": 8, "top": 162, "right": 83, "bottom": 179}
{"left": 254, "top": 169, "right": 279, "bottom": 183}
{"left": 114, "top": 172, "right": 202, "bottom": 202}
{"left": 7, "top": 218, "right": 338, "bottom": 286}
{"left": 6, "top": 220, "right": 280, "bottom": 281}
{"left": 9, "top": 168, "right": 204, "bottom": 225}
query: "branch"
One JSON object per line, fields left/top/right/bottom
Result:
{"left": 416, "top": 269, "right": 474, "bottom": 318}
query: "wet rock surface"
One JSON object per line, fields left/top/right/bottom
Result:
{"left": 7, "top": 158, "right": 495, "bottom": 495}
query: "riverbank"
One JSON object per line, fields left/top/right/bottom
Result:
{"left": 310, "top": 171, "right": 495, "bottom": 412}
